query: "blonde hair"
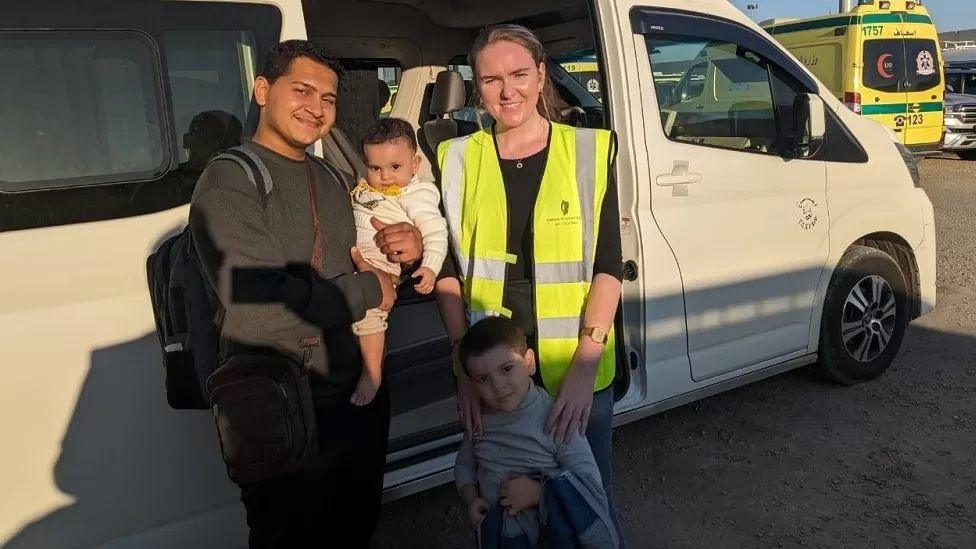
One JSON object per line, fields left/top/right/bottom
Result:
{"left": 468, "top": 24, "right": 567, "bottom": 122}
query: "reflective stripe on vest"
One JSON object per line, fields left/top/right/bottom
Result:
{"left": 438, "top": 122, "right": 616, "bottom": 394}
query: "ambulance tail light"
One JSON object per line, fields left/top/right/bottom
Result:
{"left": 844, "top": 92, "right": 862, "bottom": 114}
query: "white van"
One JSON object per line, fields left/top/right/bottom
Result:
{"left": 0, "top": 0, "right": 935, "bottom": 546}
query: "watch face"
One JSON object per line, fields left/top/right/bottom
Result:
{"left": 588, "top": 327, "right": 608, "bottom": 343}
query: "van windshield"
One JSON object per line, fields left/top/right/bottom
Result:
{"left": 863, "top": 39, "right": 941, "bottom": 93}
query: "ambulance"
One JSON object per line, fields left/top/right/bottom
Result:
{"left": 764, "top": 0, "right": 945, "bottom": 154}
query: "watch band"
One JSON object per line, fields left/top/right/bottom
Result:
{"left": 581, "top": 326, "right": 609, "bottom": 345}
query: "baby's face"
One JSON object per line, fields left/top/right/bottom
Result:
{"left": 363, "top": 138, "right": 419, "bottom": 190}
{"left": 466, "top": 345, "right": 536, "bottom": 413}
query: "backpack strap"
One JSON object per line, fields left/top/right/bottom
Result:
{"left": 307, "top": 154, "right": 354, "bottom": 193}
{"left": 210, "top": 146, "right": 274, "bottom": 208}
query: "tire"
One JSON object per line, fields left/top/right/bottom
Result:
{"left": 957, "top": 150, "right": 976, "bottom": 161}
{"left": 817, "top": 245, "right": 909, "bottom": 385}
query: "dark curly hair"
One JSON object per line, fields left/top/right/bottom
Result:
{"left": 362, "top": 117, "right": 418, "bottom": 152}
{"left": 259, "top": 39, "right": 342, "bottom": 84}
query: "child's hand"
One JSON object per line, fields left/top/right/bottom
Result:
{"left": 466, "top": 497, "right": 490, "bottom": 527}
{"left": 412, "top": 266, "right": 436, "bottom": 294}
{"left": 500, "top": 475, "right": 542, "bottom": 516}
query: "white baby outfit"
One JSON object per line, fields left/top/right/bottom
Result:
{"left": 350, "top": 174, "right": 448, "bottom": 335}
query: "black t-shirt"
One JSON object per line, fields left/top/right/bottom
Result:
{"left": 440, "top": 124, "right": 622, "bottom": 337}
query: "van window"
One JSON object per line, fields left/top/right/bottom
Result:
{"left": 556, "top": 52, "right": 603, "bottom": 102}
{"left": 0, "top": 31, "right": 165, "bottom": 190}
{"left": 378, "top": 65, "right": 401, "bottom": 117}
{"left": 164, "top": 30, "right": 260, "bottom": 168}
{"left": 647, "top": 36, "right": 779, "bottom": 154}
{"left": 863, "top": 39, "right": 941, "bottom": 93}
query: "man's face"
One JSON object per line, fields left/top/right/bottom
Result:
{"left": 466, "top": 344, "right": 536, "bottom": 413}
{"left": 254, "top": 57, "right": 338, "bottom": 150}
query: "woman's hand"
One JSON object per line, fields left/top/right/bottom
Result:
{"left": 500, "top": 476, "right": 542, "bottom": 516}
{"left": 546, "top": 356, "right": 598, "bottom": 444}
{"left": 456, "top": 366, "right": 484, "bottom": 437}
{"left": 466, "top": 496, "right": 490, "bottom": 527}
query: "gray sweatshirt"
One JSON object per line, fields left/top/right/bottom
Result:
{"left": 189, "top": 141, "right": 381, "bottom": 405}
{"left": 455, "top": 383, "right": 605, "bottom": 504}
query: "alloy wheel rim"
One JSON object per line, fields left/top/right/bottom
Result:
{"left": 841, "top": 274, "right": 897, "bottom": 363}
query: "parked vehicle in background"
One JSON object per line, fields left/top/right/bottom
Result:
{"left": 764, "top": 0, "right": 946, "bottom": 155}
{"left": 943, "top": 92, "right": 976, "bottom": 159}
{"left": 945, "top": 67, "right": 976, "bottom": 95}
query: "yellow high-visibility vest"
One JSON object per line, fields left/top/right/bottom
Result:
{"left": 438, "top": 122, "right": 616, "bottom": 393}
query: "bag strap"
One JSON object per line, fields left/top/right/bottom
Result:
{"left": 210, "top": 147, "right": 274, "bottom": 208}
{"left": 305, "top": 161, "right": 325, "bottom": 275}
{"left": 308, "top": 154, "right": 353, "bottom": 193}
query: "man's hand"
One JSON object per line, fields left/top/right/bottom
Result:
{"left": 500, "top": 476, "right": 542, "bottom": 516}
{"left": 351, "top": 247, "right": 396, "bottom": 312}
{"left": 412, "top": 266, "right": 436, "bottom": 294}
{"left": 372, "top": 217, "right": 423, "bottom": 264}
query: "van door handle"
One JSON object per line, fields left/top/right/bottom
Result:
{"left": 656, "top": 173, "right": 702, "bottom": 186}
{"left": 656, "top": 161, "right": 702, "bottom": 187}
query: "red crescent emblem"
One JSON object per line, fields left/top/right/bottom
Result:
{"left": 877, "top": 53, "right": 895, "bottom": 79}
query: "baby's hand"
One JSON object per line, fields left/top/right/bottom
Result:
{"left": 412, "top": 266, "right": 436, "bottom": 294}
{"left": 467, "top": 497, "right": 490, "bottom": 527}
{"left": 500, "top": 475, "right": 542, "bottom": 516}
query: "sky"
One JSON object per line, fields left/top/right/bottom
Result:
{"left": 729, "top": 0, "right": 976, "bottom": 32}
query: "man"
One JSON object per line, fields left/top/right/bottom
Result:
{"left": 189, "top": 40, "right": 422, "bottom": 548}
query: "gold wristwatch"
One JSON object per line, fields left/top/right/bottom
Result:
{"left": 580, "top": 326, "right": 609, "bottom": 345}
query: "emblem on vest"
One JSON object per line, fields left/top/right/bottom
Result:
{"left": 547, "top": 197, "right": 581, "bottom": 227}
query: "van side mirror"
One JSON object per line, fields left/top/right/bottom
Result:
{"left": 793, "top": 93, "right": 826, "bottom": 158}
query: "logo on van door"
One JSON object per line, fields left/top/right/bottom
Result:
{"left": 797, "top": 198, "right": 819, "bottom": 230}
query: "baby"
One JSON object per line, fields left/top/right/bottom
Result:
{"left": 349, "top": 117, "right": 447, "bottom": 406}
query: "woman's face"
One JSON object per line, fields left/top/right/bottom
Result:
{"left": 474, "top": 40, "right": 545, "bottom": 130}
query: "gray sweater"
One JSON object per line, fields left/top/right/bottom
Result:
{"left": 455, "top": 383, "right": 605, "bottom": 504}
{"left": 189, "top": 141, "right": 381, "bottom": 405}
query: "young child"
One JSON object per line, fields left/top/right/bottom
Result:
{"left": 350, "top": 118, "right": 447, "bottom": 406}
{"left": 455, "top": 317, "right": 617, "bottom": 547}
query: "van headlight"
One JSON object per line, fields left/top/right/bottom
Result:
{"left": 945, "top": 104, "right": 960, "bottom": 113}
{"left": 895, "top": 142, "right": 921, "bottom": 188}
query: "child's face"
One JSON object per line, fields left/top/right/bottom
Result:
{"left": 363, "top": 138, "right": 420, "bottom": 190}
{"left": 466, "top": 344, "right": 536, "bottom": 412}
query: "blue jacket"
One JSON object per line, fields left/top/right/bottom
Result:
{"left": 479, "top": 471, "right": 619, "bottom": 548}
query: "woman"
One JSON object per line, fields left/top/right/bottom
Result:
{"left": 435, "top": 24, "right": 623, "bottom": 508}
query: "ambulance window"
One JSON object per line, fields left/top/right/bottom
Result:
{"left": 646, "top": 35, "right": 778, "bottom": 155}
{"left": 863, "top": 40, "right": 904, "bottom": 93}
{"left": 904, "top": 39, "right": 940, "bottom": 92}
{"left": 0, "top": 31, "right": 166, "bottom": 191}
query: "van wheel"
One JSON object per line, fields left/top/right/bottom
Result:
{"left": 957, "top": 150, "right": 976, "bottom": 161}
{"left": 817, "top": 245, "right": 909, "bottom": 385}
